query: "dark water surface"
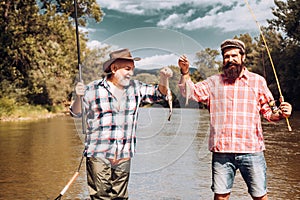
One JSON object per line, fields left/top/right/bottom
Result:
{"left": 0, "top": 108, "right": 299, "bottom": 200}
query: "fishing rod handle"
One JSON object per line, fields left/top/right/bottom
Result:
{"left": 279, "top": 96, "right": 292, "bottom": 131}
{"left": 59, "top": 172, "right": 79, "bottom": 196}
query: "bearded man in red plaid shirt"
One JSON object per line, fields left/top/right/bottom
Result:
{"left": 178, "top": 39, "right": 292, "bottom": 200}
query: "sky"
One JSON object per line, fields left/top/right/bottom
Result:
{"left": 85, "top": 0, "right": 277, "bottom": 69}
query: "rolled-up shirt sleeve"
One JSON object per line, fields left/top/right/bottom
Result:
{"left": 259, "top": 79, "right": 274, "bottom": 121}
{"left": 139, "top": 81, "right": 166, "bottom": 103}
{"left": 179, "top": 79, "right": 209, "bottom": 104}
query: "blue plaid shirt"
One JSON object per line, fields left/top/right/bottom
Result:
{"left": 71, "top": 78, "right": 164, "bottom": 159}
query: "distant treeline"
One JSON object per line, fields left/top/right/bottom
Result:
{"left": 0, "top": 1, "right": 299, "bottom": 110}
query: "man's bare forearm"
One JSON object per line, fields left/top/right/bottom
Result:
{"left": 71, "top": 96, "right": 82, "bottom": 114}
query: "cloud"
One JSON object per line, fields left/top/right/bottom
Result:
{"left": 97, "top": 0, "right": 233, "bottom": 12}
{"left": 157, "top": 1, "right": 275, "bottom": 32}
{"left": 157, "top": 14, "right": 183, "bottom": 28}
{"left": 97, "top": 0, "right": 186, "bottom": 12}
{"left": 136, "top": 52, "right": 199, "bottom": 70}
{"left": 87, "top": 40, "right": 108, "bottom": 49}
{"left": 86, "top": 41, "right": 199, "bottom": 70}
{"left": 97, "top": 0, "right": 275, "bottom": 33}
{"left": 136, "top": 54, "right": 179, "bottom": 69}
{"left": 86, "top": 40, "right": 178, "bottom": 69}
{"left": 97, "top": 0, "right": 122, "bottom": 10}
{"left": 86, "top": 40, "right": 121, "bottom": 52}
{"left": 157, "top": 9, "right": 195, "bottom": 28}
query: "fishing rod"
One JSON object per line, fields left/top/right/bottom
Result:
{"left": 244, "top": 0, "right": 292, "bottom": 131}
{"left": 74, "top": 0, "right": 86, "bottom": 135}
{"left": 54, "top": 0, "right": 86, "bottom": 199}
{"left": 54, "top": 156, "right": 84, "bottom": 200}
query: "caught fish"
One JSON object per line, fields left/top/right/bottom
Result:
{"left": 167, "top": 88, "right": 172, "bottom": 121}
{"left": 185, "top": 80, "right": 191, "bottom": 106}
{"left": 269, "top": 100, "right": 280, "bottom": 114}
{"left": 161, "top": 66, "right": 173, "bottom": 121}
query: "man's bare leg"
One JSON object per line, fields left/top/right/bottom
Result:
{"left": 214, "top": 193, "right": 230, "bottom": 200}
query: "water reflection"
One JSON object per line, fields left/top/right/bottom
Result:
{"left": 263, "top": 112, "right": 300, "bottom": 199}
{"left": 0, "top": 109, "right": 299, "bottom": 200}
{"left": 0, "top": 117, "right": 89, "bottom": 200}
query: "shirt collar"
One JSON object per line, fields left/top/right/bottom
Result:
{"left": 98, "top": 77, "right": 109, "bottom": 88}
{"left": 241, "top": 67, "right": 250, "bottom": 80}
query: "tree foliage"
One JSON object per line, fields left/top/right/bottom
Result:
{"left": 0, "top": 0, "right": 103, "bottom": 106}
{"left": 0, "top": 0, "right": 299, "bottom": 112}
{"left": 269, "top": 0, "right": 300, "bottom": 44}
{"left": 229, "top": 0, "right": 300, "bottom": 110}
{"left": 39, "top": 0, "right": 103, "bottom": 25}
{"left": 193, "top": 48, "right": 220, "bottom": 79}
{"left": 81, "top": 46, "right": 111, "bottom": 84}
{"left": 266, "top": 0, "right": 300, "bottom": 109}
{"left": 233, "top": 28, "right": 299, "bottom": 109}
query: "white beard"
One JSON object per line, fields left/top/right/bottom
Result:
{"left": 114, "top": 72, "right": 131, "bottom": 87}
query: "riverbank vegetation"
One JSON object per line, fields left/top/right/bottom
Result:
{"left": 0, "top": 0, "right": 299, "bottom": 121}
{"left": 0, "top": 97, "right": 66, "bottom": 121}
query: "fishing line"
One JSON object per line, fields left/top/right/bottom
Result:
{"left": 244, "top": 0, "right": 292, "bottom": 131}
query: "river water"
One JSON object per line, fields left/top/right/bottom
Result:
{"left": 0, "top": 108, "right": 299, "bottom": 200}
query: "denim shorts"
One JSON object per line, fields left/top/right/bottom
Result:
{"left": 211, "top": 152, "right": 267, "bottom": 197}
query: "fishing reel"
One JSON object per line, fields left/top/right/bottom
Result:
{"left": 268, "top": 100, "right": 281, "bottom": 114}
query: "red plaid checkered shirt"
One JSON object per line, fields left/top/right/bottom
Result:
{"left": 180, "top": 68, "right": 274, "bottom": 153}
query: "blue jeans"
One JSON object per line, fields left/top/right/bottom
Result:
{"left": 211, "top": 152, "right": 267, "bottom": 197}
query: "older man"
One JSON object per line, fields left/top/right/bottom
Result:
{"left": 70, "top": 48, "right": 173, "bottom": 199}
{"left": 178, "top": 39, "right": 292, "bottom": 200}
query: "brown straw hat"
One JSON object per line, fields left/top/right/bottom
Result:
{"left": 103, "top": 48, "right": 141, "bottom": 73}
{"left": 221, "top": 39, "right": 245, "bottom": 54}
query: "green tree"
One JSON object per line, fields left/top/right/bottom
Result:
{"left": 233, "top": 17, "right": 299, "bottom": 110}
{"left": 134, "top": 73, "right": 158, "bottom": 84}
{"left": 81, "top": 46, "right": 112, "bottom": 84}
{"left": 0, "top": 0, "right": 103, "bottom": 106}
{"left": 267, "top": 0, "right": 300, "bottom": 109}
{"left": 193, "top": 48, "right": 220, "bottom": 80}
{"left": 39, "top": 0, "right": 103, "bottom": 26}
{"left": 0, "top": 0, "right": 41, "bottom": 103}
{"left": 269, "top": 0, "right": 300, "bottom": 44}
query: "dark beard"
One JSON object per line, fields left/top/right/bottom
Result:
{"left": 222, "top": 62, "right": 243, "bottom": 81}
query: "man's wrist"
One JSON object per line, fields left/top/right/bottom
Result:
{"left": 180, "top": 69, "right": 189, "bottom": 75}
